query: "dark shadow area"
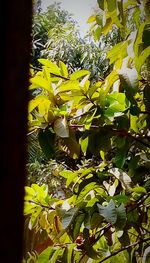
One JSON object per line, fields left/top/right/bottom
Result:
{"left": 0, "top": 1, "right": 32, "bottom": 262}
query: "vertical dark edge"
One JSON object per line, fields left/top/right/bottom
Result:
{"left": 0, "top": 0, "right": 32, "bottom": 262}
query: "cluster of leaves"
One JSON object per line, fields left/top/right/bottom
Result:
{"left": 26, "top": 159, "right": 72, "bottom": 199}
{"left": 24, "top": 0, "right": 150, "bottom": 262}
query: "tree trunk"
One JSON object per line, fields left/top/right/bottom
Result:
{"left": 0, "top": 1, "right": 32, "bottom": 262}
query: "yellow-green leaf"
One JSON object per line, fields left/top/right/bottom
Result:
{"left": 30, "top": 76, "right": 51, "bottom": 92}
{"left": 57, "top": 80, "right": 80, "bottom": 93}
{"left": 28, "top": 96, "right": 50, "bottom": 113}
{"left": 135, "top": 46, "right": 150, "bottom": 73}
{"left": 79, "top": 136, "right": 89, "bottom": 154}
{"left": 59, "top": 61, "right": 68, "bottom": 78}
{"left": 70, "top": 70, "right": 90, "bottom": 80}
{"left": 38, "top": 58, "right": 61, "bottom": 75}
{"left": 102, "top": 17, "right": 113, "bottom": 35}
{"left": 87, "top": 15, "right": 96, "bottom": 23}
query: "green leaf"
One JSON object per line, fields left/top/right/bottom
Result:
{"left": 83, "top": 228, "right": 100, "bottom": 260}
{"left": 49, "top": 247, "right": 62, "bottom": 263}
{"left": 53, "top": 117, "right": 69, "bottom": 138}
{"left": 97, "top": 199, "right": 117, "bottom": 225}
{"left": 134, "top": 22, "right": 147, "bottom": 56}
{"left": 115, "top": 204, "right": 126, "bottom": 229}
{"left": 102, "top": 17, "right": 113, "bottom": 35}
{"left": 90, "top": 212, "right": 103, "bottom": 229}
{"left": 79, "top": 136, "right": 89, "bottom": 154}
{"left": 38, "top": 59, "right": 61, "bottom": 75}
{"left": 68, "top": 244, "right": 76, "bottom": 263}
{"left": 135, "top": 46, "right": 150, "bottom": 73}
{"left": 105, "top": 92, "right": 127, "bottom": 118}
{"left": 132, "top": 186, "right": 147, "bottom": 194}
{"left": 94, "top": 26, "right": 101, "bottom": 41}
{"left": 62, "top": 208, "right": 78, "bottom": 229}
{"left": 24, "top": 201, "right": 37, "bottom": 215}
{"left": 77, "top": 177, "right": 96, "bottom": 196}
{"left": 37, "top": 247, "right": 54, "bottom": 263}
{"left": 70, "top": 70, "right": 90, "bottom": 80}
{"left": 97, "top": 0, "right": 104, "bottom": 10}
{"left": 59, "top": 61, "right": 68, "bottom": 78}
{"left": 73, "top": 213, "right": 85, "bottom": 240}
{"left": 107, "top": 41, "right": 128, "bottom": 64}
{"left": 60, "top": 170, "right": 77, "bottom": 187}
{"left": 114, "top": 140, "right": 129, "bottom": 169}
{"left": 62, "top": 245, "right": 75, "bottom": 263}
{"left": 77, "top": 182, "right": 98, "bottom": 204}
{"left": 133, "top": 7, "right": 141, "bottom": 28}
{"left": 38, "top": 128, "right": 55, "bottom": 159}
{"left": 107, "top": 0, "right": 117, "bottom": 12}
{"left": 103, "top": 70, "right": 119, "bottom": 94}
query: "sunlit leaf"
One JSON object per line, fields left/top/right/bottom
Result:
{"left": 30, "top": 76, "right": 51, "bottom": 92}
{"left": 79, "top": 136, "right": 89, "bottom": 154}
{"left": 94, "top": 26, "right": 101, "bottom": 41}
{"left": 53, "top": 117, "right": 69, "bottom": 138}
{"left": 57, "top": 80, "right": 80, "bottom": 93}
{"left": 38, "top": 58, "right": 61, "bottom": 75}
{"left": 37, "top": 247, "right": 54, "bottom": 263}
{"left": 102, "top": 17, "right": 113, "bottom": 35}
{"left": 70, "top": 70, "right": 90, "bottom": 80}
{"left": 134, "top": 22, "right": 147, "bottom": 56}
{"left": 132, "top": 186, "right": 147, "bottom": 194}
{"left": 59, "top": 61, "right": 68, "bottom": 78}
{"left": 107, "top": 41, "right": 128, "bottom": 65}
{"left": 87, "top": 15, "right": 96, "bottom": 23}
{"left": 135, "top": 46, "right": 150, "bottom": 73}
{"left": 49, "top": 248, "right": 62, "bottom": 263}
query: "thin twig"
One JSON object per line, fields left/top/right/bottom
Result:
{"left": 124, "top": 4, "right": 140, "bottom": 12}
{"left": 30, "top": 65, "right": 70, "bottom": 80}
{"left": 26, "top": 200, "right": 55, "bottom": 210}
{"left": 98, "top": 237, "right": 150, "bottom": 263}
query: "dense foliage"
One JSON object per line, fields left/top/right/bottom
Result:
{"left": 24, "top": 0, "right": 150, "bottom": 262}
{"left": 31, "top": 2, "right": 113, "bottom": 81}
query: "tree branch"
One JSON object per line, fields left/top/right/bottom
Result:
{"left": 30, "top": 65, "right": 70, "bottom": 80}
{"left": 98, "top": 237, "right": 150, "bottom": 263}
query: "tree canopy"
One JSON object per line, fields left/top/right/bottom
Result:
{"left": 24, "top": 1, "right": 150, "bottom": 262}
